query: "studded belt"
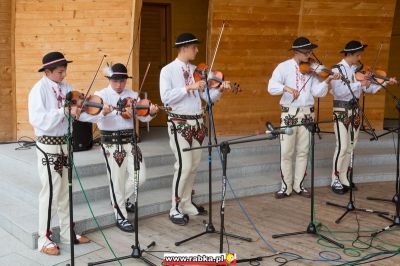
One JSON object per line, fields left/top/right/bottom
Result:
{"left": 100, "top": 130, "right": 134, "bottom": 144}
{"left": 333, "top": 100, "right": 359, "bottom": 109}
{"left": 167, "top": 112, "right": 203, "bottom": 120}
{"left": 281, "top": 106, "right": 314, "bottom": 113}
{"left": 37, "top": 135, "right": 66, "bottom": 145}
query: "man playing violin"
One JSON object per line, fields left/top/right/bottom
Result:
{"left": 160, "top": 33, "right": 230, "bottom": 225}
{"left": 28, "top": 51, "right": 90, "bottom": 256}
{"left": 79, "top": 63, "right": 158, "bottom": 232}
{"left": 268, "top": 37, "right": 340, "bottom": 199}
{"left": 330, "top": 40, "right": 398, "bottom": 194}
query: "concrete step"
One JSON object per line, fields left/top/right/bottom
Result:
{"left": 2, "top": 140, "right": 397, "bottom": 206}
{"left": 72, "top": 134, "right": 397, "bottom": 177}
{"left": 8, "top": 145, "right": 396, "bottom": 206}
{"left": 0, "top": 131, "right": 397, "bottom": 250}
{"left": 1, "top": 162, "right": 396, "bottom": 249}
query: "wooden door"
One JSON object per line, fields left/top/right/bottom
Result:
{"left": 139, "top": 3, "right": 171, "bottom": 126}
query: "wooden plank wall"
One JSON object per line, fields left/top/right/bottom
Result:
{"left": 8, "top": 0, "right": 399, "bottom": 138}
{"left": 14, "top": 0, "right": 135, "bottom": 138}
{"left": 0, "top": 0, "right": 15, "bottom": 141}
{"left": 208, "top": 0, "right": 397, "bottom": 135}
{"left": 385, "top": 0, "right": 400, "bottom": 119}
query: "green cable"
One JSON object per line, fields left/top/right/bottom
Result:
{"left": 303, "top": 125, "right": 400, "bottom": 264}
{"left": 64, "top": 113, "right": 122, "bottom": 265}
{"left": 316, "top": 222, "right": 400, "bottom": 263}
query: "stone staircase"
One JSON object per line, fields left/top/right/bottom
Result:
{"left": 0, "top": 129, "right": 397, "bottom": 249}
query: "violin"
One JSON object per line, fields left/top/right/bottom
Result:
{"left": 118, "top": 97, "right": 171, "bottom": 118}
{"left": 68, "top": 91, "right": 104, "bottom": 115}
{"left": 68, "top": 91, "right": 169, "bottom": 119}
{"left": 355, "top": 65, "right": 391, "bottom": 84}
{"left": 299, "top": 58, "right": 332, "bottom": 79}
{"left": 193, "top": 63, "right": 241, "bottom": 93}
{"left": 299, "top": 58, "right": 352, "bottom": 85}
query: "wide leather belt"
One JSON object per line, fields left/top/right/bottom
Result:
{"left": 100, "top": 130, "right": 134, "bottom": 144}
{"left": 333, "top": 100, "right": 358, "bottom": 109}
{"left": 281, "top": 106, "right": 314, "bottom": 113}
{"left": 168, "top": 112, "right": 203, "bottom": 120}
{"left": 37, "top": 135, "right": 66, "bottom": 145}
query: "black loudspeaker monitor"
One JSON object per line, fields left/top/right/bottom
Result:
{"left": 73, "top": 120, "right": 93, "bottom": 151}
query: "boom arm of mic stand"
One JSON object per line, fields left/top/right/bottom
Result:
{"left": 182, "top": 135, "right": 278, "bottom": 152}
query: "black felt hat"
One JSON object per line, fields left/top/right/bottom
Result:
{"left": 289, "top": 37, "right": 318, "bottom": 50}
{"left": 103, "top": 63, "right": 132, "bottom": 80}
{"left": 340, "top": 40, "right": 368, "bottom": 53}
{"left": 174, "top": 33, "right": 200, "bottom": 48}
{"left": 38, "top": 51, "right": 72, "bottom": 72}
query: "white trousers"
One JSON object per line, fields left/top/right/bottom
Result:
{"left": 101, "top": 143, "right": 146, "bottom": 221}
{"left": 168, "top": 118, "right": 204, "bottom": 216}
{"left": 279, "top": 107, "right": 313, "bottom": 195}
{"left": 332, "top": 109, "right": 360, "bottom": 186}
{"left": 36, "top": 142, "right": 70, "bottom": 250}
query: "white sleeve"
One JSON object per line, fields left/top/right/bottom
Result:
{"left": 311, "top": 78, "right": 328, "bottom": 97}
{"left": 200, "top": 88, "right": 222, "bottom": 103}
{"left": 28, "top": 86, "right": 65, "bottom": 132}
{"left": 78, "top": 112, "right": 104, "bottom": 123}
{"left": 267, "top": 65, "right": 285, "bottom": 95}
{"left": 363, "top": 83, "right": 382, "bottom": 94}
{"left": 137, "top": 114, "right": 153, "bottom": 123}
{"left": 160, "top": 67, "right": 187, "bottom": 105}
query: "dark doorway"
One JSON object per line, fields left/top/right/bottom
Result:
{"left": 139, "top": 3, "right": 171, "bottom": 126}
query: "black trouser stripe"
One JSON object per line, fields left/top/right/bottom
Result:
{"left": 333, "top": 113, "right": 341, "bottom": 178}
{"left": 299, "top": 130, "right": 310, "bottom": 190}
{"left": 279, "top": 134, "right": 288, "bottom": 193}
{"left": 35, "top": 144, "right": 54, "bottom": 240}
{"left": 170, "top": 121, "right": 183, "bottom": 213}
{"left": 101, "top": 144, "right": 126, "bottom": 221}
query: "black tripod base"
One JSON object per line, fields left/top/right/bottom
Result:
{"left": 88, "top": 241, "right": 156, "bottom": 266}
{"left": 371, "top": 215, "right": 400, "bottom": 237}
{"left": 175, "top": 222, "right": 251, "bottom": 246}
{"left": 367, "top": 194, "right": 399, "bottom": 204}
{"left": 272, "top": 222, "right": 344, "bottom": 249}
{"left": 326, "top": 201, "right": 389, "bottom": 224}
{"left": 370, "top": 127, "right": 399, "bottom": 141}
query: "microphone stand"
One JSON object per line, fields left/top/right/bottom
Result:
{"left": 183, "top": 134, "right": 279, "bottom": 253}
{"left": 66, "top": 100, "right": 75, "bottom": 266}
{"left": 88, "top": 101, "right": 156, "bottom": 266}
{"left": 175, "top": 74, "right": 251, "bottom": 247}
{"left": 367, "top": 80, "right": 400, "bottom": 233}
{"left": 359, "top": 92, "right": 377, "bottom": 138}
{"left": 326, "top": 71, "right": 387, "bottom": 224}
{"left": 314, "top": 98, "right": 334, "bottom": 139}
{"left": 272, "top": 120, "right": 343, "bottom": 249}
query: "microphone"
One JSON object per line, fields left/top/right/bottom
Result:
{"left": 207, "top": 71, "right": 224, "bottom": 84}
{"left": 83, "top": 101, "right": 103, "bottom": 109}
{"left": 370, "top": 73, "right": 390, "bottom": 82}
{"left": 134, "top": 105, "right": 150, "bottom": 110}
{"left": 265, "top": 122, "right": 293, "bottom": 135}
{"left": 331, "top": 64, "right": 350, "bottom": 84}
{"left": 266, "top": 121, "right": 275, "bottom": 132}
{"left": 65, "top": 91, "right": 73, "bottom": 101}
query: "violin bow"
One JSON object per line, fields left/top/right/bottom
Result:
{"left": 82, "top": 54, "right": 107, "bottom": 103}
{"left": 138, "top": 62, "right": 151, "bottom": 95}
{"left": 126, "top": 3, "right": 142, "bottom": 67}
{"left": 371, "top": 42, "right": 383, "bottom": 72}
{"left": 208, "top": 20, "right": 226, "bottom": 73}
